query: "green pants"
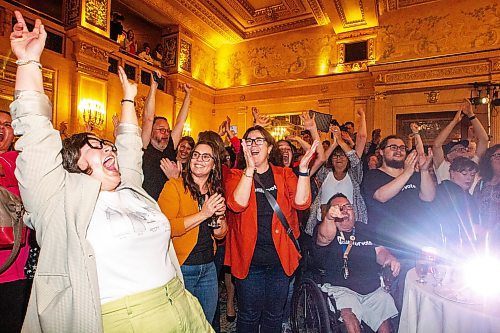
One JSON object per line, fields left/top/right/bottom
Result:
{"left": 101, "top": 277, "right": 214, "bottom": 332}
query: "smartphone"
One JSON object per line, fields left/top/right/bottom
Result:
{"left": 152, "top": 71, "right": 161, "bottom": 84}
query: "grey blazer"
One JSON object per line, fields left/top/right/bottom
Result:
{"left": 10, "top": 91, "right": 183, "bottom": 333}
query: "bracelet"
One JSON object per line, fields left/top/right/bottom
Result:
{"left": 121, "top": 99, "right": 135, "bottom": 105}
{"left": 15, "top": 59, "right": 42, "bottom": 70}
{"left": 297, "top": 170, "right": 310, "bottom": 177}
{"left": 244, "top": 168, "right": 254, "bottom": 178}
{"left": 468, "top": 115, "right": 476, "bottom": 121}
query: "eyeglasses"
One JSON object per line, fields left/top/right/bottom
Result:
{"left": 330, "top": 203, "right": 354, "bottom": 212}
{"left": 385, "top": 144, "right": 407, "bottom": 152}
{"left": 450, "top": 147, "right": 469, "bottom": 153}
{"left": 192, "top": 151, "right": 214, "bottom": 162}
{"left": 84, "top": 137, "right": 117, "bottom": 152}
{"left": 245, "top": 137, "right": 266, "bottom": 146}
{"left": 332, "top": 154, "right": 346, "bottom": 159}
{"left": 154, "top": 128, "right": 170, "bottom": 134}
{"left": 491, "top": 153, "right": 500, "bottom": 160}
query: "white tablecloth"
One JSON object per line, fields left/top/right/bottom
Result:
{"left": 398, "top": 268, "right": 500, "bottom": 333}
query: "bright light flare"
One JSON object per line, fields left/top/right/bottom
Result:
{"left": 461, "top": 256, "right": 500, "bottom": 298}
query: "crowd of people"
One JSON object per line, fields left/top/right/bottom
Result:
{"left": 1, "top": 11, "right": 499, "bottom": 333}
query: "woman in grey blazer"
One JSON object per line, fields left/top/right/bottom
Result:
{"left": 10, "top": 11, "right": 212, "bottom": 333}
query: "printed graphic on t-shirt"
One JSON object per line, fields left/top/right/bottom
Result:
{"left": 255, "top": 184, "right": 277, "bottom": 194}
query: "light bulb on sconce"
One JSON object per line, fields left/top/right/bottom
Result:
{"left": 78, "top": 99, "right": 105, "bottom": 131}
{"left": 182, "top": 124, "right": 192, "bottom": 137}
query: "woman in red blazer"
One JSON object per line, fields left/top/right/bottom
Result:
{"left": 224, "top": 125, "right": 317, "bottom": 333}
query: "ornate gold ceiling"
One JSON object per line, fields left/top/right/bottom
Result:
{"left": 119, "top": 0, "right": 442, "bottom": 47}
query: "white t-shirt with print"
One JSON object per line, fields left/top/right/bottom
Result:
{"left": 317, "top": 172, "right": 354, "bottom": 220}
{"left": 86, "top": 189, "right": 176, "bottom": 304}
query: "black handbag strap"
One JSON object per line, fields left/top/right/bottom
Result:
{"left": 254, "top": 173, "right": 301, "bottom": 253}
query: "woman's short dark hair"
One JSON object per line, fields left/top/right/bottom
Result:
{"left": 183, "top": 140, "right": 224, "bottom": 199}
{"left": 326, "top": 146, "right": 350, "bottom": 173}
{"left": 236, "top": 125, "right": 283, "bottom": 169}
{"left": 478, "top": 144, "right": 500, "bottom": 181}
{"left": 449, "top": 156, "right": 478, "bottom": 173}
{"left": 61, "top": 132, "right": 93, "bottom": 174}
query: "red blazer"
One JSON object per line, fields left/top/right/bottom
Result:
{"left": 224, "top": 165, "right": 311, "bottom": 279}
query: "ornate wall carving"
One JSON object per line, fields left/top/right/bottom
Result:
{"left": 382, "top": 63, "right": 489, "bottom": 84}
{"left": 179, "top": 39, "right": 192, "bottom": 72}
{"left": 84, "top": 0, "right": 108, "bottom": 31}
{"left": 333, "top": 0, "right": 366, "bottom": 28}
{"left": 163, "top": 35, "right": 178, "bottom": 68}
{"left": 79, "top": 42, "right": 108, "bottom": 62}
{"left": 378, "top": 1, "right": 500, "bottom": 62}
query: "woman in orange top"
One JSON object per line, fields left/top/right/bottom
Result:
{"left": 224, "top": 126, "right": 317, "bottom": 333}
{"left": 159, "top": 140, "right": 227, "bottom": 324}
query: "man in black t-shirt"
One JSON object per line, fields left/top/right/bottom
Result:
{"left": 312, "top": 193, "right": 399, "bottom": 333}
{"left": 361, "top": 135, "right": 435, "bottom": 258}
{"left": 141, "top": 75, "right": 192, "bottom": 200}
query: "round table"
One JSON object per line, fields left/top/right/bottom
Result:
{"left": 398, "top": 268, "right": 500, "bottom": 333}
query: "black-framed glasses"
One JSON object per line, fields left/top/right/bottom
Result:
{"left": 385, "top": 144, "right": 407, "bottom": 152}
{"left": 154, "top": 128, "right": 170, "bottom": 134}
{"left": 330, "top": 203, "right": 354, "bottom": 212}
{"left": 491, "top": 153, "right": 500, "bottom": 160}
{"left": 332, "top": 154, "right": 347, "bottom": 159}
{"left": 84, "top": 137, "right": 117, "bottom": 152}
{"left": 450, "top": 147, "right": 469, "bottom": 153}
{"left": 192, "top": 151, "right": 214, "bottom": 162}
{"left": 245, "top": 137, "right": 266, "bottom": 146}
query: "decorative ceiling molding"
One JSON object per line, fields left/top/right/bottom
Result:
{"left": 334, "top": 0, "right": 367, "bottom": 28}
{"left": 306, "top": 0, "right": 331, "bottom": 25}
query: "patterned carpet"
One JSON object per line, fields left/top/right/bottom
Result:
{"left": 218, "top": 281, "right": 237, "bottom": 333}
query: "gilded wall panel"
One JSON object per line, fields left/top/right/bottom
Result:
{"left": 179, "top": 39, "right": 192, "bottom": 72}
{"left": 378, "top": 0, "right": 500, "bottom": 62}
{"left": 214, "top": 26, "right": 337, "bottom": 87}
{"left": 191, "top": 41, "right": 216, "bottom": 87}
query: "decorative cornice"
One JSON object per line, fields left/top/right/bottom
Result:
{"left": 76, "top": 61, "right": 109, "bottom": 80}
{"left": 334, "top": 0, "right": 366, "bottom": 28}
{"left": 306, "top": 0, "right": 330, "bottom": 25}
{"left": 244, "top": 17, "right": 317, "bottom": 39}
{"left": 492, "top": 59, "right": 500, "bottom": 72}
{"left": 381, "top": 63, "right": 490, "bottom": 84}
{"left": 176, "top": 0, "right": 241, "bottom": 42}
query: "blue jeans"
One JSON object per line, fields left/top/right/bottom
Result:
{"left": 235, "top": 263, "right": 291, "bottom": 333}
{"left": 180, "top": 262, "right": 218, "bottom": 323}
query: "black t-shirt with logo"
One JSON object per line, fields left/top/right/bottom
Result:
{"left": 183, "top": 195, "right": 215, "bottom": 265}
{"left": 142, "top": 138, "right": 176, "bottom": 200}
{"left": 311, "top": 223, "right": 381, "bottom": 295}
{"left": 362, "top": 169, "right": 427, "bottom": 258}
{"left": 251, "top": 167, "right": 281, "bottom": 265}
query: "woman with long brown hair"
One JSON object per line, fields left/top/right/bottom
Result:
{"left": 158, "top": 140, "right": 227, "bottom": 324}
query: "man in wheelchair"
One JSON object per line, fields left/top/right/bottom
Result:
{"left": 311, "top": 193, "right": 400, "bottom": 333}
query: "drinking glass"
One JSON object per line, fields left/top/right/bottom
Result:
{"left": 431, "top": 264, "right": 447, "bottom": 287}
{"left": 415, "top": 259, "right": 430, "bottom": 284}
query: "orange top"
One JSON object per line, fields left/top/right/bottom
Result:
{"left": 223, "top": 165, "right": 311, "bottom": 279}
{"left": 158, "top": 177, "right": 226, "bottom": 265}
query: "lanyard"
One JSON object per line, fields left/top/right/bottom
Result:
{"left": 340, "top": 228, "right": 355, "bottom": 279}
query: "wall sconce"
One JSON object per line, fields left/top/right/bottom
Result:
{"left": 78, "top": 98, "right": 105, "bottom": 131}
{"left": 182, "top": 123, "right": 192, "bottom": 137}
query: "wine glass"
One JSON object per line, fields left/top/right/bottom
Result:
{"left": 431, "top": 264, "right": 447, "bottom": 287}
{"left": 415, "top": 258, "right": 430, "bottom": 284}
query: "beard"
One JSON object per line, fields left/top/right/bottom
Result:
{"left": 385, "top": 159, "right": 404, "bottom": 169}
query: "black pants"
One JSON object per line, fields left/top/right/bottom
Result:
{"left": 0, "top": 279, "right": 31, "bottom": 333}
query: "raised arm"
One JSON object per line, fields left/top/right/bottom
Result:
{"left": 417, "top": 148, "right": 435, "bottom": 202}
{"left": 373, "top": 151, "right": 418, "bottom": 203}
{"left": 170, "top": 84, "right": 192, "bottom": 148}
{"left": 294, "top": 140, "right": 318, "bottom": 206}
{"left": 300, "top": 112, "right": 325, "bottom": 166}
{"left": 10, "top": 11, "right": 65, "bottom": 227}
{"left": 462, "top": 99, "right": 489, "bottom": 159}
{"left": 433, "top": 109, "right": 463, "bottom": 168}
{"left": 410, "top": 123, "right": 425, "bottom": 156}
{"left": 316, "top": 207, "right": 339, "bottom": 246}
{"left": 231, "top": 140, "right": 256, "bottom": 208}
{"left": 141, "top": 72, "right": 159, "bottom": 148}
{"left": 354, "top": 107, "right": 367, "bottom": 158}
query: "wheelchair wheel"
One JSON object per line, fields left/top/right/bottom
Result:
{"left": 291, "top": 278, "right": 332, "bottom": 333}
